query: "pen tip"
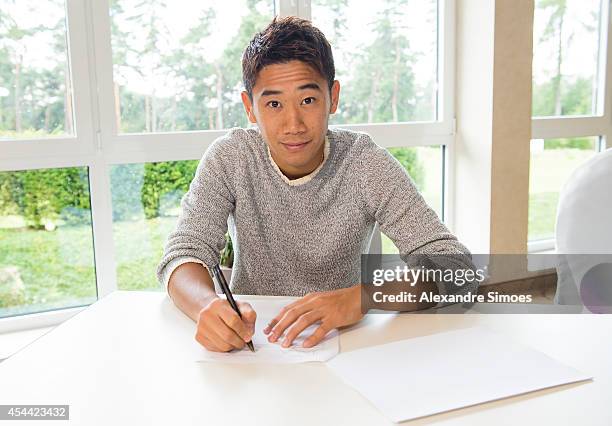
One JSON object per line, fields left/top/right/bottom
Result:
{"left": 247, "top": 342, "right": 255, "bottom": 352}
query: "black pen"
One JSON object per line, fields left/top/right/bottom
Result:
{"left": 209, "top": 264, "right": 255, "bottom": 352}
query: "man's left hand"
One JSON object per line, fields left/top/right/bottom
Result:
{"left": 263, "top": 284, "right": 364, "bottom": 348}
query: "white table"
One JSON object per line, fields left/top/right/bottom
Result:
{"left": 0, "top": 291, "right": 610, "bottom": 425}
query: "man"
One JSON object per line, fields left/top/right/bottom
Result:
{"left": 156, "top": 16, "right": 477, "bottom": 353}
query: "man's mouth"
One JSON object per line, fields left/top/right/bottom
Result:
{"left": 281, "top": 140, "right": 311, "bottom": 152}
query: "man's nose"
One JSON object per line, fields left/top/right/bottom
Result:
{"left": 283, "top": 104, "right": 307, "bottom": 134}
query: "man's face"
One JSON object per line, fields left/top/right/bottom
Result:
{"left": 241, "top": 60, "right": 340, "bottom": 179}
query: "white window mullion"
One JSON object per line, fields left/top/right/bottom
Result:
{"left": 297, "top": 0, "right": 311, "bottom": 20}
{"left": 83, "top": 0, "right": 118, "bottom": 297}
{"left": 66, "top": 0, "right": 97, "bottom": 152}
{"left": 104, "top": 130, "right": 226, "bottom": 161}
{"left": 598, "top": 0, "right": 611, "bottom": 118}
{"left": 439, "top": 0, "right": 455, "bottom": 127}
{"left": 88, "top": 158, "right": 118, "bottom": 297}
{"left": 0, "top": 155, "right": 94, "bottom": 173}
{"left": 440, "top": 0, "right": 455, "bottom": 230}
{"left": 443, "top": 141, "right": 455, "bottom": 231}
{"left": 532, "top": 116, "right": 610, "bottom": 140}
{"left": 603, "top": 0, "right": 612, "bottom": 148}
{"left": 276, "top": 0, "right": 298, "bottom": 17}
{"left": 335, "top": 122, "right": 452, "bottom": 148}
{"left": 0, "top": 139, "right": 91, "bottom": 167}
{"left": 528, "top": 239, "right": 555, "bottom": 253}
{"left": 89, "top": 0, "right": 119, "bottom": 147}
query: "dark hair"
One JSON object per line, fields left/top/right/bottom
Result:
{"left": 242, "top": 16, "right": 335, "bottom": 99}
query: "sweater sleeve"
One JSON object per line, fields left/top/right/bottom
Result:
{"left": 161, "top": 256, "right": 205, "bottom": 295}
{"left": 357, "top": 136, "right": 479, "bottom": 305}
{"left": 155, "top": 135, "right": 236, "bottom": 288}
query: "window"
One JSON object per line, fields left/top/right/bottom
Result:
{"left": 381, "top": 145, "right": 444, "bottom": 254}
{"left": 0, "top": 167, "right": 96, "bottom": 318}
{"left": 532, "top": 0, "right": 603, "bottom": 117}
{"left": 110, "top": 160, "right": 198, "bottom": 290}
{"left": 0, "top": 0, "right": 74, "bottom": 139}
{"left": 110, "top": 0, "right": 275, "bottom": 133}
{"left": 312, "top": 0, "right": 438, "bottom": 124}
{"left": 0, "top": 0, "right": 453, "bottom": 326}
{"left": 528, "top": 137, "right": 601, "bottom": 242}
{"left": 530, "top": 0, "right": 610, "bottom": 251}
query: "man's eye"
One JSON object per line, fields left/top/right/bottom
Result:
{"left": 302, "top": 97, "right": 315, "bottom": 105}
{"left": 267, "top": 100, "right": 281, "bottom": 108}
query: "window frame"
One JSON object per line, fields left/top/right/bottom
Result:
{"left": 0, "top": 0, "right": 455, "bottom": 329}
{"left": 528, "top": 0, "right": 612, "bottom": 252}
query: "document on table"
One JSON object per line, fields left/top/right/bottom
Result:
{"left": 326, "top": 327, "right": 592, "bottom": 423}
{"left": 195, "top": 297, "right": 339, "bottom": 364}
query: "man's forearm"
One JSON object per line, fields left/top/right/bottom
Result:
{"left": 167, "top": 262, "right": 219, "bottom": 321}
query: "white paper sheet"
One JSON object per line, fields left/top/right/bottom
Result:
{"left": 195, "top": 297, "right": 339, "bottom": 364}
{"left": 326, "top": 327, "right": 592, "bottom": 423}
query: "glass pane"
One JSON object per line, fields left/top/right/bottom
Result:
{"left": 110, "top": 160, "right": 198, "bottom": 290}
{"left": 312, "top": 0, "right": 438, "bottom": 124}
{"left": 532, "top": 0, "right": 602, "bottom": 117}
{"left": 0, "top": 167, "right": 96, "bottom": 318}
{"left": 0, "top": 0, "right": 74, "bottom": 139}
{"left": 110, "top": 0, "right": 274, "bottom": 133}
{"left": 381, "top": 146, "right": 443, "bottom": 254}
{"left": 529, "top": 137, "right": 600, "bottom": 241}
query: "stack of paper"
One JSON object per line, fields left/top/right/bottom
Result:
{"left": 195, "top": 297, "right": 338, "bottom": 364}
{"left": 326, "top": 327, "right": 592, "bottom": 423}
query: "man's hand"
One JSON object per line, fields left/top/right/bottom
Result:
{"left": 263, "top": 285, "right": 364, "bottom": 348}
{"left": 195, "top": 297, "right": 256, "bottom": 352}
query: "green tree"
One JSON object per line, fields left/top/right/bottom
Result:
{"left": 166, "top": 7, "right": 217, "bottom": 130}
{"left": 110, "top": 0, "right": 132, "bottom": 132}
{"left": 8, "top": 168, "right": 90, "bottom": 229}
{"left": 534, "top": 0, "right": 598, "bottom": 117}
{"left": 141, "top": 160, "right": 198, "bottom": 219}
{"left": 218, "top": 0, "right": 273, "bottom": 128}
{"left": 533, "top": 0, "right": 599, "bottom": 149}
{"left": 0, "top": 0, "right": 68, "bottom": 136}
{"left": 0, "top": 6, "right": 34, "bottom": 133}
{"left": 125, "top": 0, "right": 171, "bottom": 132}
{"left": 538, "top": 0, "right": 567, "bottom": 115}
{"left": 388, "top": 148, "right": 424, "bottom": 189}
{"left": 340, "top": 0, "right": 416, "bottom": 124}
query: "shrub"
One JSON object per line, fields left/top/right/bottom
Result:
{"left": 387, "top": 147, "right": 424, "bottom": 189}
{"left": 141, "top": 161, "right": 198, "bottom": 219}
{"left": 1, "top": 167, "right": 91, "bottom": 229}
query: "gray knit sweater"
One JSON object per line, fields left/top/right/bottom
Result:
{"left": 156, "top": 127, "right": 476, "bottom": 298}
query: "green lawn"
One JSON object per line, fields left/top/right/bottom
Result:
{"left": 528, "top": 192, "right": 559, "bottom": 241}
{"left": 528, "top": 147, "right": 597, "bottom": 241}
{"left": 0, "top": 216, "right": 179, "bottom": 317}
{"left": 113, "top": 216, "right": 179, "bottom": 291}
{"left": 0, "top": 222, "right": 97, "bottom": 317}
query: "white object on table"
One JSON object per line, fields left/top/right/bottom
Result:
{"left": 555, "top": 148, "right": 612, "bottom": 307}
{"left": 196, "top": 297, "right": 338, "bottom": 363}
{"left": 327, "top": 327, "right": 591, "bottom": 423}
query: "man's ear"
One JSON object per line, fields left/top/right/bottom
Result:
{"left": 241, "top": 91, "right": 257, "bottom": 124}
{"left": 329, "top": 80, "right": 340, "bottom": 114}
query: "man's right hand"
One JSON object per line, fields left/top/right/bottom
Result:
{"left": 194, "top": 297, "right": 256, "bottom": 352}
